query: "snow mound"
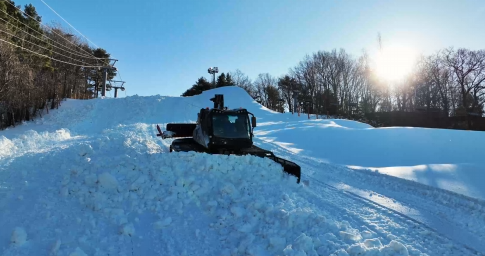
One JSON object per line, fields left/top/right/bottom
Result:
{"left": 1, "top": 85, "right": 483, "bottom": 255}
{"left": 255, "top": 113, "right": 485, "bottom": 200}
{"left": 0, "top": 129, "right": 74, "bottom": 159}
{"left": 0, "top": 133, "right": 383, "bottom": 255}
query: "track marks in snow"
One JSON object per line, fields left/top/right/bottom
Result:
{"left": 309, "top": 176, "right": 478, "bottom": 255}
{"left": 257, "top": 138, "right": 484, "bottom": 254}
{"left": 3, "top": 88, "right": 485, "bottom": 255}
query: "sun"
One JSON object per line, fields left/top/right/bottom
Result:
{"left": 374, "top": 46, "right": 418, "bottom": 82}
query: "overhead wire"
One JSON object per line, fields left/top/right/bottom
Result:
{"left": 0, "top": 37, "right": 104, "bottom": 68}
{"left": 119, "top": 69, "right": 127, "bottom": 97}
{"left": 2, "top": 4, "right": 95, "bottom": 62}
{"left": 114, "top": 68, "right": 127, "bottom": 97}
{"left": 109, "top": 81, "right": 113, "bottom": 97}
{"left": 2, "top": 0, "right": 123, "bottom": 93}
{"left": 0, "top": 14, "right": 107, "bottom": 60}
{"left": 3, "top": 0, "right": 102, "bottom": 59}
{"left": 0, "top": 28, "right": 93, "bottom": 65}
{"left": 39, "top": 0, "right": 99, "bottom": 49}
{"left": 117, "top": 69, "right": 123, "bottom": 82}
{"left": 36, "top": 0, "right": 122, "bottom": 76}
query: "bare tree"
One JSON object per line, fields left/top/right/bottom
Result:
{"left": 277, "top": 75, "right": 297, "bottom": 113}
{"left": 229, "top": 69, "right": 255, "bottom": 97}
{"left": 424, "top": 53, "right": 454, "bottom": 116}
{"left": 444, "top": 48, "right": 485, "bottom": 128}
{"left": 356, "top": 53, "right": 382, "bottom": 113}
{"left": 292, "top": 54, "right": 319, "bottom": 104}
{"left": 254, "top": 73, "right": 278, "bottom": 109}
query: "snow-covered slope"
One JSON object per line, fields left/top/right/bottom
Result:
{"left": 253, "top": 118, "right": 485, "bottom": 201}
{"left": 1, "top": 86, "right": 485, "bottom": 255}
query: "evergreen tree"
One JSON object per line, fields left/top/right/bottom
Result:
{"left": 216, "top": 73, "right": 227, "bottom": 88}
{"left": 225, "top": 73, "right": 234, "bottom": 86}
{"left": 89, "top": 48, "right": 115, "bottom": 97}
{"left": 0, "top": 0, "right": 116, "bottom": 128}
{"left": 182, "top": 77, "right": 212, "bottom": 96}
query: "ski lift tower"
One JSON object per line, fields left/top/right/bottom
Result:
{"left": 109, "top": 80, "right": 126, "bottom": 98}
{"left": 101, "top": 59, "right": 118, "bottom": 97}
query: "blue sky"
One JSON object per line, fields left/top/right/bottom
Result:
{"left": 14, "top": 0, "right": 485, "bottom": 97}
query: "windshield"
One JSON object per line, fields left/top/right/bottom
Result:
{"left": 212, "top": 113, "right": 250, "bottom": 139}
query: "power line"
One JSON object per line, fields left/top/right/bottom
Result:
{"left": 0, "top": 9, "right": 96, "bottom": 59}
{"left": 0, "top": 26, "right": 96, "bottom": 65}
{"left": 0, "top": 37, "right": 103, "bottom": 68}
{"left": 3, "top": 0, "right": 123, "bottom": 96}
{"left": 0, "top": 28, "right": 92, "bottom": 65}
{"left": 0, "top": 15, "right": 107, "bottom": 61}
{"left": 0, "top": 18, "right": 105, "bottom": 62}
{"left": 39, "top": 0, "right": 99, "bottom": 49}
{"left": 117, "top": 69, "right": 123, "bottom": 82}
{"left": 3, "top": 0, "right": 95, "bottom": 58}
{"left": 114, "top": 69, "right": 126, "bottom": 97}
{"left": 3, "top": 0, "right": 99, "bottom": 58}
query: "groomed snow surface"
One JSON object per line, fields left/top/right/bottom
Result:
{"left": 1, "top": 86, "right": 485, "bottom": 255}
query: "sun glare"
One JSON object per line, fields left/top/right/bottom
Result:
{"left": 374, "top": 46, "right": 418, "bottom": 82}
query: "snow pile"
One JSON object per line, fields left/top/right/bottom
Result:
{"left": 345, "top": 240, "right": 409, "bottom": 256}
{"left": 1, "top": 86, "right": 483, "bottom": 255}
{"left": 1, "top": 133, "right": 415, "bottom": 255}
{"left": 0, "top": 129, "right": 75, "bottom": 159}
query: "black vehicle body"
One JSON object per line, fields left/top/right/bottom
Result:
{"left": 156, "top": 94, "right": 301, "bottom": 183}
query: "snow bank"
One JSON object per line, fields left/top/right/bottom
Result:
{"left": 254, "top": 116, "right": 485, "bottom": 200}
{"left": 1, "top": 85, "right": 482, "bottom": 255}
{"left": 0, "top": 129, "right": 75, "bottom": 160}
{"left": 1, "top": 133, "right": 404, "bottom": 255}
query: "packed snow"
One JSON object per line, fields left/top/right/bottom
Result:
{"left": 251, "top": 117, "right": 485, "bottom": 201}
{"left": 1, "top": 86, "right": 485, "bottom": 255}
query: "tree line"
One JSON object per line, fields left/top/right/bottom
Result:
{"left": 182, "top": 72, "right": 234, "bottom": 96}
{"left": 183, "top": 47, "right": 485, "bottom": 129}
{"left": 0, "top": 0, "right": 115, "bottom": 129}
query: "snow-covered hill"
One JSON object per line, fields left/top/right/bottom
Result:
{"left": 1, "top": 86, "right": 485, "bottom": 255}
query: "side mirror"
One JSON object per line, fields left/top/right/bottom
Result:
{"left": 251, "top": 116, "right": 257, "bottom": 128}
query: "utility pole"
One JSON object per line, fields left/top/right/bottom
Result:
{"left": 101, "top": 59, "right": 118, "bottom": 97}
{"left": 208, "top": 67, "right": 219, "bottom": 88}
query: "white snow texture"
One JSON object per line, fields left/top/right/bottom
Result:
{"left": 1, "top": 86, "right": 485, "bottom": 255}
